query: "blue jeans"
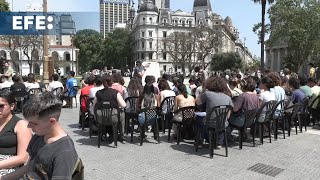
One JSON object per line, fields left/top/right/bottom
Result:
{"left": 138, "top": 113, "right": 157, "bottom": 125}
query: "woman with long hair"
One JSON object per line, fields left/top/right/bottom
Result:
{"left": 0, "top": 92, "right": 31, "bottom": 176}
{"left": 127, "top": 78, "right": 143, "bottom": 97}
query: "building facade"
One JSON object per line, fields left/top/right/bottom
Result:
{"left": 130, "top": 0, "right": 243, "bottom": 75}
{"left": 0, "top": 3, "right": 78, "bottom": 76}
{"left": 100, "top": 0, "right": 131, "bottom": 38}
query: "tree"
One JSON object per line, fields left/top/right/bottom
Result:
{"left": 0, "top": 0, "right": 10, "bottom": 12}
{"left": 0, "top": 35, "right": 22, "bottom": 72}
{"left": 193, "top": 25, "right": 223, "bottom": 69}
{"left": 19, "top": 35, "right": 43, "bottom": 73}
{"left": 100, "top": 29, "right": 131, "bottom": 69}
{"left": 210, "top": 52, "right": 243, "bottom": 71}
{"left": 253, "top": 0, "right": 275, "bottom": 73}
{"left": 73, "top": 29, "right": 102, "bottom": 73}
{"left": 162, "top": 31, "right": 195, "bottom": 75}
{"left": 268, "top": 0, "right": 320, "bottom": 72}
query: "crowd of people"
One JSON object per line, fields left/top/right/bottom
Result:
{"left": 0, "top": 57, "right": 320, "bottom": 177}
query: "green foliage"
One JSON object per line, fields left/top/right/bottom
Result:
{"left": 210, "top": 52, "right": 243, "bottom": 71}
{"left": 268, "top": 0, "right": 320, "bottom": 72}
{"left": 100, "top": 29, "right": 131, "bottom": 69}
{"left": 0, "top": 0, "right": 10, "bottom": 12}
{"left": 73, "top": 29, "right": 131, "bottom": 73}
{"left": 73, "top": 29, "right": 102, "bottom": 72}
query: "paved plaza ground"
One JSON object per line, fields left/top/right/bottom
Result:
{"left": 18, "top": 104, "right": 320, "bottom": 180}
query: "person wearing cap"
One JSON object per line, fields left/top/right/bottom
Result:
{"left": 62, "top": 71, "right": 78, "bottom": 107}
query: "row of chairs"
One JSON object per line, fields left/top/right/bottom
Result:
{"left": 79, "top": 94, "right": 320, "bottom": 158}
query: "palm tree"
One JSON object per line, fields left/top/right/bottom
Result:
{"left": 253, "top": 0, "right": 274, "bottom": 73}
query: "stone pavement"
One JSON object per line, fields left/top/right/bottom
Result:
{"left": 54, "top": 107, "right": 320, "bottom": 179}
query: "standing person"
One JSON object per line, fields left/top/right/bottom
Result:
{"left": 0, "top": 92, "right": 31, "bottom": 176}
{"left": 4, "top": 62, "right": 14, "bottom": 83}
{"left": 1, "top": 92, "right": 79, "bottom": 180}
{"left": 62, "top": 71, "right": 78, "bottom": 108}
{"left": 133, "top": 61, "right": 145, "bottom": 84}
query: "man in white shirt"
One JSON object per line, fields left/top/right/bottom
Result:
{"left": 47, "top": 74, "right": 64, "bottom": 92}
{"left": 0, "top": 76, "right": 14, "bottom": 89}
{"left": 89, "top": 76, "right": 104, "bottom": 115}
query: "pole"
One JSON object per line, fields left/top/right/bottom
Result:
{"left": 42, "top": 0, "right": 50, "bottom": 84}
{"left": 71, "top": 35, "right": 74, "bottom": 72}
{"left": 243, "top": 37, "right": 246, "bottom": 73}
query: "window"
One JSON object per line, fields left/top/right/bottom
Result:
{"left": 163, "top": 31, "right": 167, "bottom": 38}
{"left": 148, "top": 52, "right": 153, "bottom": 60}
{"left": 149, "top": 17, "right": 152, "bottom": 24}
{"left": 182, "top": 21, "right": 185, "bottom": 27}
{"left": 189, "top": 21, "right": 192, "bottom": 27}
{"left": 163, "top": 42, "right": 166, "bottom": 49}
{"left": 65, "top": 53, "right": 70, "bottom": 61}
{"left": 141, "top": 53, "right": 145, "bottom": 59}
{"left": 163, "top": 65, "right": 167, "bottom": 71}
{"left": 141, "top": 41, "right": 145, "bottom": 48}
{"left": 149, "top": 41, "right": 152, "bottom": 49}
{"left": 149, "top": 31, "right": 153, "bottom": 37}
{"left": 163, "top": 52, "right": 167, "bottom": 60}
{"left": 141, "top": 31, "right": 145, "bottom": 37}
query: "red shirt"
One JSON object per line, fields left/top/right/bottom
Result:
{"left": 80, "top": 85, "right": 94, "bottom": 112}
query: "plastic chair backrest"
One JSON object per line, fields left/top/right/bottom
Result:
{"left": 160, "top": 96, "right": 175, "bottom": 115}
{"left": 94, "top": 101, "right": 118, "bottom": 125}
{"left": 205, "top": 105, "right": 232, "bottom": 131}
{"left": 125, "top": 96, "right": 139, "bottom": 113}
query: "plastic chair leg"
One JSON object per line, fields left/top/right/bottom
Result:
{"left": 98, "top": 125, "right": 101, "bottom": 148}
{"left": 209, "top": 130, "right": 214, "bottom": 158}
{"left": 113, "top": 124, "right": 117, "bottom": 148}
{"left": 162, "top": 116, "right": 166, "bottom": 134}
{"left": 177, "top": 123, "right": 181, "bottom": 145}
{"left": 224, "top": 130, "right": 228, "bottom": 157}
{"left": 140, "top": 124, "right": 144, "bottom": 146}
{"left": 268, "top": 122, "right": 272, "bottom": 143}
{"left": 130, "top": 120, "right": 135, "bottom": 143}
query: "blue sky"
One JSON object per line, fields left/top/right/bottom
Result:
{"left": 9, "top": 0, "right": 271, "bottom": 57}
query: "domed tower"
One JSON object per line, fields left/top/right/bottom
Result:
{"left": 138, "top": 0, "right": 159, "bottom": 13}
{"left": 224, "top": 16, "right": 233, "bottom": 27}
{"left": 193, "top": 0, "right": 212, "bottom": 12}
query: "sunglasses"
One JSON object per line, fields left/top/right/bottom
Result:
{"left": 0, "top": 104, "right": 9, "bottom": 109}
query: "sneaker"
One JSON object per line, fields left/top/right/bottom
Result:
{"left": 215, "top": 145, "right": 222, "bottom": 150}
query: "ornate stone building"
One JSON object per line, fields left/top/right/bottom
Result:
{"left": 130, "top": 0, "right": 245, "bottom": 75}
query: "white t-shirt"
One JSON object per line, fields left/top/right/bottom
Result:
{"left": 0, "top": 81, "right": 13, "bottom": 89}
{"left": 47, "top": 81, "right": 64, "bottom": 92}
{"left": 89, "top": 86, "right": 104, "bottom": 115}
{"left": 259, "top": 90, "right": 276, "bottom": 112}
{"left": 25, "top": 82, "right": 40, "bottom": 92}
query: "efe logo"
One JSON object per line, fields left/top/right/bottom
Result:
{"left": 12, "top": 15, "right": 53, "bottom": 30}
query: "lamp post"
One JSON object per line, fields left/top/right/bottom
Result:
{"left": 243, "top": 37, "right": 246, "bottom": 73}
{"left": 42, "top": 0, "right": 50, "bottom": 84}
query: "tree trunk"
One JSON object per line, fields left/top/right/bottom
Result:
{"left": 261, "top": 2, "right": 266, "bottom": 73}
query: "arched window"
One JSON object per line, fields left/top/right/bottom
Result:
{"left": 64, "top": 51, "right": 71, "bottom": 61}
{"left": 0, "top": 50, "right": 7, "bottom": 59}
{"left": 34, "top": 63, "right": 40, "bottom": 75}
{"left": 12, "top": 51, "right": 19, "bottom": 61}
{"left": 52, "top": 51, "right": 59, "bottom": 61}
{"left": 31, "top": 49, "right": 39, "bottom": 61}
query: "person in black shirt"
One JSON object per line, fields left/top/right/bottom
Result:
{"left": 1, "top": 92, "right": 79, "bottom": 180}
{"left": 10, "top": 75, "right": 26, "bottom": 113}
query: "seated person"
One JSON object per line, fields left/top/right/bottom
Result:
{"left": 47, "top": 74, "right": 64, "bottom": 93}
{"left": 24, "top": 73, "right": 40, "bottom": 93}
{"left": 0, "top": 76, "right": 13, "bottom": 90}
{"left": 2, "top": 92, "right": 79, "bottom": 179}
{"left": 93, "top": 75, "right": 126, "bottom": 142}
{"left": 0, "top": 92, "right": 31, "bottom": 176}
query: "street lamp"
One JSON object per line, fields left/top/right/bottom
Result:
{"left": 243, "top": 37, "right": 246, "bottom": 73}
